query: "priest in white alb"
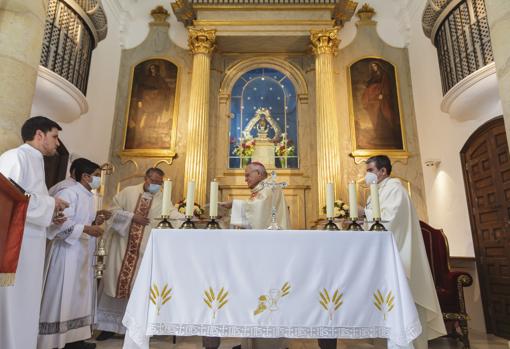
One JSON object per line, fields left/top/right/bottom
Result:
{"left": 0, "top": 116, "right": 68, "bottom": 349}
{"left": 220, "top": 161, "right": 290, "bottom": 349}
{"left": 96, "top": 167, "right": 185, "bottom": 339}
{"left": 362, "top": 155, "right": 446, "bottom": 349}
{"left": 38, "top": 159, "right": 105, "bottom": 349}
{"left": 228, "top": 161, "right": 290, "bottom": 230}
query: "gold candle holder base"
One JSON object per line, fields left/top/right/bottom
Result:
{"left": 369, "top": 218, "right": 386, "bottom": 231}
{"left": 324, "top": 218, "right": 339, "bottom": 231}
{"left": 180, "top": 216, "right": 196, "bottom": 229}
{"left": 206, "top": 217, "right": 221, "bottom": 229}
{"left": 157, "top": 215, "right": 173, "bottom": 229}
{"left": 347, "top": 218, "right": 364, "bottom": 231}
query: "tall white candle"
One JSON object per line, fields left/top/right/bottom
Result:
{"left": 326, "top": 182, "right": 334, "bottom": 218}
{"left": 209, "top": 181, "right": 218, "bottom": 217}
{"left": 185, "top": 181, "right": 195, "bottom": 217}
{"left": 348, "top": 182, "right": 358, "bottom": 219}
{"left": 370, "top": 182, "right": 381, "bottom": 219}
{"left": 162, "top": 179, "right": 172, "bottom": 216}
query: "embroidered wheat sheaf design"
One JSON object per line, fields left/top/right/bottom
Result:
{"left": 319, "top": 288, "right": 343, "bottom": 321}
{"left": 150, "top": 283, "right": 172, "bottom": 315}
{"left": 203, "top": 287, "right": 229, "bottom": 319}
{"left": 373, "top": 289, "right": 395, "bottom": 320}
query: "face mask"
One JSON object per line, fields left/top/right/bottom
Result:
{"left": 89, "top": 176, "right": 101, "bottom": 190}
{"left": 365, "top": 172, "right": 378, "bottom": 186}
{"left": 148, "top": 184, "right": 161, "bottom": 194}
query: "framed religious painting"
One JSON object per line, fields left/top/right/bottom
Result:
{"left": 120, "top": 58, "right": 180, "bottom": 158}
{"left": 347, "top": 57, "right": 408, "bottom": 160}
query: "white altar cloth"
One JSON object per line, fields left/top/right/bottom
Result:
{"left": 122, "top": 229, "right": 421, "bottom": 349}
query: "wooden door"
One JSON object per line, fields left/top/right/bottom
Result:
{"left": 461, "top": 116, "right": 510, "bottom": 338}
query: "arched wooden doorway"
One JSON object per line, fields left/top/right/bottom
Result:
{"left": 461, "top": 116, "right": 510, "bottom": 339}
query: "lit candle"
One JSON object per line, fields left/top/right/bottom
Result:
{"left": 326, "top": 182, "right": 334, "bottom": 218}
{"left": 370, "top": 181, "right": 381, "bottom": 219}
{"left": 162, "top": 179, "right": 172, "bottom": 216}
{"left": 209, "top": 180, "right": 218, "bottom": 217}
{"left": 185, "top": 181, "right": 195, "bottom": 217}
{"left": 348, "top": 182, "right": 358, "bottom": 219}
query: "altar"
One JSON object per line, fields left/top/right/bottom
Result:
{"left": 122, "top": 229, "right": 421, "bottom": 349}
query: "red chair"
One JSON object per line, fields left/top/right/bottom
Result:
{"left": 420, "top": 221, "right": 473, "bottom": 348}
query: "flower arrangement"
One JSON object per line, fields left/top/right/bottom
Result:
{"left": 175, "top": 200, "right": 205, "bottom": 217}
{"left": 231, "top": 134, "right": 256, "bottom": 158}
{"left": 321, "top": 200, "right": 350, "bottom": 219}
{"left": 274, "top": 133, "right": 295, "bottom": 157}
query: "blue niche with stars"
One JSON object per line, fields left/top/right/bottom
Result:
{"left": 229, "top": 68, "right": 299, "bottom": 169}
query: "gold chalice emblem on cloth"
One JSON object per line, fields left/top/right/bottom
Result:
{"left": 254, "top": 282, "right": 291, "bottom": 315}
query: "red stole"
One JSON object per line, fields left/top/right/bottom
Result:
{"left": 115, "top": 193, "right": 153, "bottom": 298}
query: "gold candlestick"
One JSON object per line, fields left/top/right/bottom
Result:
{"left": 157, "top": 215, "right": 173, "bottom": 228}
{"left": 324, "top": 218, "right": 339, "bottom": 231}
{"left": 369, "top": 218, "right": 386, "bottom": 231}
{"left": 206, "top": 216, "right": 221, "bottom": 229}
{"left": 180, "top": 215, "right": 196, "bottom": 229}
{"left": 346, "top": 218, "right": 364, "bottom": 231}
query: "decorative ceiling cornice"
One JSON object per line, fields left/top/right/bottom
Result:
{"left": 171, "top": 0, "right": 358, "bottom": 28}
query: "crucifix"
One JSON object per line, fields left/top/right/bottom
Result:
{"left": 261, "top": 171, "right": 288, "bottom": 230}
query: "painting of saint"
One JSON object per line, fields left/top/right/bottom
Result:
{"left": 349, "top": 58, "right": 404, "bottom": 151}
{"left": 124, "top": 59, "right": 178, "bottom": 152}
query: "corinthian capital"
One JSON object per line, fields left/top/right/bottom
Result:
{"left": 310, "top": 28, "right": 340, "bottom": 55}
{"left": 188, "top": 28, "right": 216, "bottom": 55}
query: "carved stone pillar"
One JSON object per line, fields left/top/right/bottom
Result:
{"left": 0, "top": 0, "right": 48, "bottom": 152}
{"left": 310, "top": 28, "right": 342, "bottom": 213}
{"left": 184, "top": 28, "right": 216, "bottom": 205}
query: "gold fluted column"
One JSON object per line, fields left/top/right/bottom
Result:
{"left": 184, "top": 28, "right": 216, "bottom": 205}
{"left": 0, "top": 0, "right": 48, "bottom": 153}
{"left": 310, "top": 28, "right": 342, "bottom": 214}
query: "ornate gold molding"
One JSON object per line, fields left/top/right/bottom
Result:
{"left": 188, "top": 28, "right": 216, "bottom": 55}
{"left": 310, "top": 28, "right": 340, "bottom": 55}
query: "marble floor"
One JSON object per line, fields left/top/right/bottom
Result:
{"left": 92, "top": 332, "right": 509, "bottom": 349}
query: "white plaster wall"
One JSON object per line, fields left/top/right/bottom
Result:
{"left": 406, "top": 0, "right": 501, "bottom": 257}
{"left": 58, "top": 1, "right": 122, "bottom": 164}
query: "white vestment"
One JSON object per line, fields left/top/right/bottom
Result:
{"left": 231, "top": 179, "right": 290, "bottom": 229}
{"left": 48, "top": 177, "right": 77, "bottom": 197}
{"left": 0, "top": 144, "right": 55, "bottom": 349}
{"left": 97, "top": 183, "right": 184, "bottom": 333}
{"left": 365, "top": 177, "right": 446, "bottom": 344}
{"left": 38, "top": 183, "right": 97, "bottom": 348}
{"left": 231, "top": 179, "right": 290, "bottom": 349}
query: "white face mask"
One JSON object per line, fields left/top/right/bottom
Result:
{"left": 89, "top": 176, "right": 101, "bottom": 190}
{"left": 365, "top": 172, "right": 378, "bottom": 185}
{"left": 148, "top": 184, "right": 161, "bottom": 194}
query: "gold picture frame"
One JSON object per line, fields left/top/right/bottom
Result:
{"left": 347, "top": 56, "right": 409, "bottom": 161}
{"left": 120, "top": 57, "right": 181, "bottom": 158}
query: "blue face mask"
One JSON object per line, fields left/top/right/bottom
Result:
{"left": 90, "top": 176, "right": 101, "bottom": 190}
{"left": 148, "top": 183, "right": 161, "bottom": 194}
